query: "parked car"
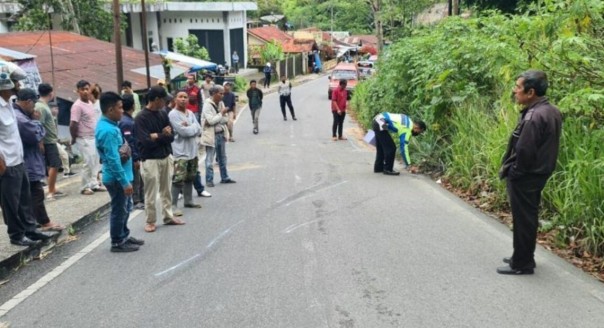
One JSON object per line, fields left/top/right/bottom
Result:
{"left": 357, "top": 61, "right": 374, "bottom": 79}
{"left": 328, "top": 62, "right": 359, "bottom": 100}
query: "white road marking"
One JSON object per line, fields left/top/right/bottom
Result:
{"left": 0, "top": 209, "right": 144, "bottom": 318}
{"left": 283, "top": 220, "right": 321, "bottom": 234}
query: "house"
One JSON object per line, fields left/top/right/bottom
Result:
{"left": 120, "top": 2, "right": 257, "bottom": 68}
{"left": 0, "top": 31, "right": 190, "bottom": 128}
{"left": 248, "top": 25, "right": 315, "bottom": 55}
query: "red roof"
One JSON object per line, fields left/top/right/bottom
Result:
{"left": 248, "top": 26, "right": 314, "bottom": 53}
{"left": 0, "top": 31, "right": 163, "bottom": 101}
{"left": 248, "top": 26, "right": 293, "bottom": 44}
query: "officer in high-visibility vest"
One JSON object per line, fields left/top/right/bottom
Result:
{"left": 372, "top": 112, "right": 427, "bottom": 175}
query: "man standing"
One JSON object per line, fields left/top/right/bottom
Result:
{"left": 331, "top": 79, "right": 348, "bottom": 141}
{"left": 0, "top": 71, "right": 52, "bottom": 246}
{"left": 372, "top": 112, "right": 427, "bottom": 175}
{"left": 246, "top": 80, "right": 263, "bottom": 135}
{"left": 263, "top": 63, "right": 272, "bottom": 89}
{"left": 135, "top": 86, "right": 185, "bottom": 233}
{"left": 118, "top": 94, "right": 144, "bottom": 210}
{"left": 70, "top": 80, "right": 105, "bottom": 195}
{"left": 121, "top": 80, "right": 141, "bottom": 116}
{"left": 497, "top": 70, "right": 562, "bottom": 275}
{"left": 169, "top": 91, "right": 203, "bottom": 214}
{"left": 15, "top": 88, "right": 65, "bottom": 232}
{"left": 222, "top": 81, "right": 237, "bottom": 141}
{"left": 232, "top": 51, "right": 239, "bottom": 73}
{"left": 201, "top": 85, "right": 235, "bottom": 187}
{"left": 184, "top": 74, "right": 202, "bottom": 122}
{"left": 201, "top": 74, "right": 215, "bottom": 101}
{"left": 278, "top": 75, "right": 296, "bottom": 121}
{"left": 96, "top": 91, "right": 144, "bottom": 252}
{"left": 35, "top": 83, "right": 65, "bottom": 200}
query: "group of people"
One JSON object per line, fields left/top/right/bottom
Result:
{"left": 98, "top": 77, "right": 240, "bottom": 252}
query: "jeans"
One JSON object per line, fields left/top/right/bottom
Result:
{"left": 105, "top": 181, "right": 131, "bottom": 245}
{"left": 205, "top": 133, "right": 229, "bottom": 183}
{"left": 280, "top": 95, "right": 295, "bottom": 118}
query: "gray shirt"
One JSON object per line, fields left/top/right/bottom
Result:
{"left": 0, "top": 96, "right": 24, "bottom": 167}
{"left": 168, "top": 108, "right": 201, "bottom": 160}
{"left": 35, "top": 101, "right": 59, "bottom": 144}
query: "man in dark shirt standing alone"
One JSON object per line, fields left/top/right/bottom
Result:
{"left": 497, "top": 70, "right": 562, "bottom": 275}
{"left": 246, "top": 80, "right": 263, "bottom": 134}
{"left": 134, "top": 86, "right": 185, "bottom": 233}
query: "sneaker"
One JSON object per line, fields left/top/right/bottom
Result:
{"left": 199, "top": 190, "right": 212, "bottom": 197}
{"left": 133, "top": 203, "right": 145, "bottom": 210}
{"left": 178, "top": 193, "right": 183, "bottom": 200}
{"left": 253, "top": 128, "right": 258, "bottom": 134}
{"left": 284, "top": 117, "right": 287, "bottom": 121}
{"left": 293, "top": 117, "right": 297, "bottom": 121}
{"left": 207, "top": 182, "right": 215, "bottom": 187}
{"left": 221, "top": 179, "right": 236, "bottom": 184}
{"left": 126, "top": 236, "right": 145, "bottom": 246}
{"left": 64, "top": 172, "right": 76, "bottom": 177}
{"left": 111, "top": 242, "right": 139, "bottom": 252}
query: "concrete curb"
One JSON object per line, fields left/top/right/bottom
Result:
{"left": 0, "top": 202, "right": 110, "bottom": 281}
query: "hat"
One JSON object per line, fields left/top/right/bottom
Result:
{"left": 223, "top": 81, "right": 232, "bottom": 86}
{"left": 266, "top": 63, "right": 271, "bottom": 67}
{"left": 17, "top": 88, "right": 39, "bottom": 101}
{"left": 0, "top": 61, "right": 27, "bottom": 81}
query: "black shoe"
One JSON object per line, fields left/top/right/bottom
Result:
{"left": 10, "top": 236, "right": 41, "bottom": 247}
{"left": 126, "top": 236, "right": 145, "bottom": 246}
{"left": 25, "top": 230, "right": 54, "bottom": 241}
{"left": 374, "top": 170, "right": 383, "bottom": 173}
{"left": 503, "top": 257, "right": 511, "bottom": 264}
{"left": 221, "top": 179, "right": 236, "bottom": 184}
{"left": 383, "top": 170, "right": 400, "bottom": 176}
{"left": 64, "top": 172, "right": 76, "bottom": 177}
{"left": 284, "top": 117, "right": 287, "bottom": 121}
{"left": 207, "top": 182, "right": 215, "bottom": 187}
{"left": 253, "top": 128, "right": 258, "bottom": 134}
{"left": 496, "top": 265, "right": 534, "bottom": 275}
{"left": 111, "top": 242, "right": 139, "bottom": 253}
{"left": 293, "top": 117, "right": 297, "bottom": 121}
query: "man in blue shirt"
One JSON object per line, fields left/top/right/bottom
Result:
{"left": 96, "top": 91, "right": 144, "bottom": 252}
{"left": 118, "top": 94, "right": 144, "bottom": 210}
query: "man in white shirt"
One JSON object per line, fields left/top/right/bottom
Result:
{"left": 278, "top": 75, "right": 296, "bottom": 121}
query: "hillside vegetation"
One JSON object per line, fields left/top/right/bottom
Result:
{"left": 351, "top": 0, "right": 604, "bottom": 256}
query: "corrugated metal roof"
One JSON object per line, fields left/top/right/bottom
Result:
{"left": 0, "top": 31, "right": 165, "bottom": 101}
{"left": 0, "top": 47, "right": 36, "bottom": 61}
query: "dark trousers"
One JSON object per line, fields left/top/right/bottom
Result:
{"left": 507, "top": 175, "right": 548, "bottom": 270}
{"left": 105, "top": 181, "right": 131, "bottom": 245}
{"left": 30, "top": 180, "right": 50, "bottom": 225}
{"left": 264, "top": 73, "right": 271, "bottom": 88}
{"left": 193, "top": 171, "right": 205, "bottom": 194}
{"left": 373, "top": 121, "right": 396, "bottom": 172}
{"left": 132, "top": 164, "right": 144, "bottom": 204}
{"left": 0, "top": 164, "right": 36, "bottom": 240}
{"left": 280, "top": 95, "right": 295, "bottom": 118}
{"left": 332, "top": 112, "right": 346, "bottom": 138}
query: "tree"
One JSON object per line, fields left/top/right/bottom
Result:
{"left": 173, "top": 34, "right": 210, "bottom": 60}
{"left": 464, "top": 0, "right": 539, "bottom": 13}
{"left": 15, "top": 0, "right": 118, "bottom": 41}
{"left": 260, "top": 40, "right": 285, "bottom": 64}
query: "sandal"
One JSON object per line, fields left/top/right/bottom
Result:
{"left": 81, "top": 188, "right": 94, "bottom": 195}
{"left": 173, "top": 210, "right": 183, "bottom": 217}
{"left": 40, "top": 222, "right": 65, "bottom": 231}
{"left": 144, "top": 224, "right": 156, "bottom": 233}
{"left": 164, "top": 218, "right": 185, "bottom": 226}
{"left": 93, "top": 186, "right": 107, "bottom": 192}
{"left": 338, "top": 136, "right": 348, "bottom": 140}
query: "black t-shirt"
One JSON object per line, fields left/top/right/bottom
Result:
{"left": 223, "top": 92, "right": 236, "bottom": 112}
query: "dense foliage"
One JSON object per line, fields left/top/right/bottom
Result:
{"left": 173, "top": 34, "right": 210, "bottom": 60}
{"left": 15, "top": 0, "right": 120, "bottom": 42}
{"left": 351, "top": 0, "right": 604, "bottom": 255}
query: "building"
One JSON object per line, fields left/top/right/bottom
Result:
{"left": 121, "top": 2, "right": 257, "bottom": 68}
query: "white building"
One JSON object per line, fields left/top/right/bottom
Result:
{"left": 121, "top": 2, "right": 257, "bottom": 68}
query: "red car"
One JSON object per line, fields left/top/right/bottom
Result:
{"left": 328, "top": 62, "right": 359, "bottom": 100}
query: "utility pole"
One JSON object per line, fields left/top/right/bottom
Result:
{"left": 452, "top": 0, "right": 459, "bottom": 16}
{"left": 141, "top": 0, "right": 151, "bottom": 88}
{"left": 113, "top": 0, "right": 123, "bottom": 91}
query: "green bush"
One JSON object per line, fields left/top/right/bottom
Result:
{"left": 350, "top": 0, "right": 604, "bottom": 255}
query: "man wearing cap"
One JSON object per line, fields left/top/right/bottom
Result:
{"left": 222, "top": 81, "right": 237, "bottom": 141}
{"left": 134, "top": 86, "right": 185, "bottom": 233}
{"left": 15, "top": 88, "right": 64, "bottom": 232}
{"left": 0, "top": 67, "right": 53, "bottom": 246}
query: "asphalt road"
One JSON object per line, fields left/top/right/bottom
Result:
{"left": 2, "top": 77, "right": 604, "bottom": 327}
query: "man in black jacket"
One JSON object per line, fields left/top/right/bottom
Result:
{"left": 134, "top": 86, "right": 185, "bottom": 233}
{"left": 497, "top": 70, "right": 562, "bottom": 275}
